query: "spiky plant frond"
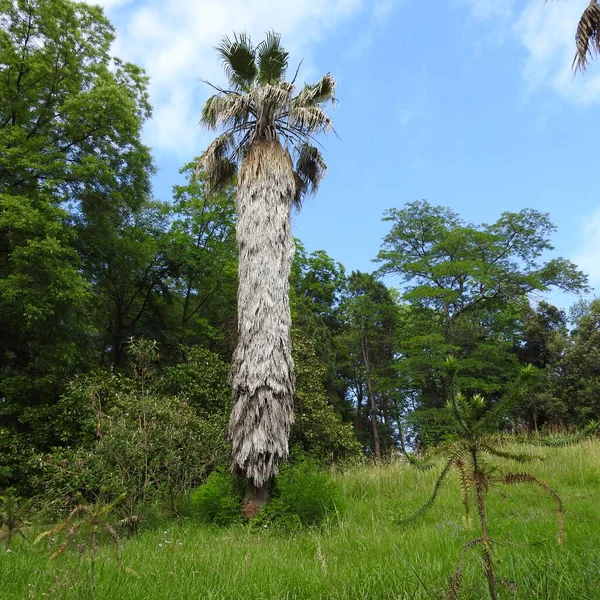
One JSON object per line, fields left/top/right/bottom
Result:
{"left": 398, "top": 446, "right": 467, "bottom": 524}
{"left": 448, "top": 538, "right": 485, "bottom": 600}
{"left": 197, "top": 33, "right": 335, "bottom": 203}
{"left": 400, "top": 361, "right": 565, "bottom": 599}
{"left": 516, "top": 430, "right": 595, "bottom": 447}
{"left": 480, "top": 442, "right": 541, "bottom": 464}
{"left": 35, "top": 498, "right": 129, "bottom": 569}
{"left": 0, "top": 489, "right": 30, "bottom": 550}
{"left": 503, "top": 472, "right": 564, "bottom": 544}
{"left": 573, "top": 0, "right": 600, "bottom": 71}
{"left": 456, "top": 459, "right": 473, "bottom": 527}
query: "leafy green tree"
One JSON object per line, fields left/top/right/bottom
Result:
{"left": 555, "top": 299, "right": 600, "bottom": 425}
{"left": 164, "top": 163, "right": 237, "bottom": 352}
{"left": 291, "top": 242, "right": 347, "bottom": 410}
{"left": 376, "top": 201, "right": 587, "bottom": 444}
{"left": 196, "top": 32, "right": 335, "bottom": 508}
{"left": 76, "top": 196, "right": 170, "bottom": 368}
{"left": 37, "top": 339, "right": 231, "bottom": 517}
{"left": 337, "top": 272, "right": 399, "bottom": 459}
{"left": 0, "top": 0, "right": 153, "bottom": 487}
{"left": 291, "top": 330, "right": 361, "bottom": 463}
{"left": 514, "top": 301, "right": 569, "bottom": 430}
{"left": 376, "top": 202, "right": 587, "bottom": 332}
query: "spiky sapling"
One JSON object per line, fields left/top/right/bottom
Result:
{"left": 0, "top": 488, "right": 31, "bottom": 550}
{"left": 35, "top": 495, "right": 134, "bottom": 591}
{"left": 399, "top": 358, "right": 565, "bottom": 600}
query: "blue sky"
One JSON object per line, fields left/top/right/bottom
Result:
{"left": 92, "top": 0, "right": 599, "bottom": 308}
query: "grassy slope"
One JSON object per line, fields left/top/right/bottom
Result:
{"left": 2, "top": 441, "right": 599, "bottom": 599}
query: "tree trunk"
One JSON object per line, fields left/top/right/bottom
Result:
{"left": 229, "top": 139, "right": 296, "bottom": 505}
{"left": 241, "top": 481, "right": 271, "bottom": 520}
{"left": 361, "top": 338, "right": 381, "bottom": 461}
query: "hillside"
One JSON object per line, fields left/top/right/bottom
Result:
{"left": 3, "top": 441, "right": 599, "bottom": 599}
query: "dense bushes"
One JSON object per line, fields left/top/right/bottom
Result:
{"left": 188, "top": 469, "right": 243, "bottom": 526}
{"left": 187, "top": 456, "right": 344, "bottom": 530}
{"left": 257, "top": 457, "right": 344, "bottom": 529}
{"left": 292, "top": 332, "right": 362, "bottom": 463}
{"left": 33, "top": 340, "right": 230, "bottom": 518}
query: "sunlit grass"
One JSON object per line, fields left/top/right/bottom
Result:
{"left": 2, "top": 441, "right": 599, "bottom": 599}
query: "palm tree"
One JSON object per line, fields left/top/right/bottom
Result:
{"left": 196, "top": 32, "right": 335, "bottom": 510}
{"left": 548, "top": 0, "right": 600, "bottom": 71}
{"left": 573, "top": 0, "right": 600, "bottom": 70}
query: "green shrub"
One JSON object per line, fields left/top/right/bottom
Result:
{"left": 188, "top": 469, "right": 242, "bottom": 527}
{"left": 33, "top": 340, "right": 230, "bottom": 519}
{"left": 255, "top": 457, "right": 343, "bottom": 530}
{"left": 292, "top": 332, "right": 363, "bottom": 463}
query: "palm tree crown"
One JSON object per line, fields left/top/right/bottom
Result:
{"left": 197, "top": 31, "right": 335, "bottom": 203}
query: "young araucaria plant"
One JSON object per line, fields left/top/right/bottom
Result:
{"left": 400, "top": 358, "right": 565, "bottom": 600}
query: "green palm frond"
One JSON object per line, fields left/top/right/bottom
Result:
{"left": 196, "top": 133, "right": 238, "bottom": 193}
{"left": 293, "top": 144, "right": 326, "bottom": 207}
{"left": 216, "top": 33, "right": 258, "bottom": 90}
{"left": 257, "top": 31, "right": 289, "bottom": 84}
{"left": 198, "top": 33, "right": 334, "bottom": 196}
{"left": 293, "top": 73, "right": 336, "bottom": 107}
{"left": 573, "top": 0, "right": 600, "bottom": 72}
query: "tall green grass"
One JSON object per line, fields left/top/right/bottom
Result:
{"left": 2, "top": 441, "right": 599, "bottom": 599}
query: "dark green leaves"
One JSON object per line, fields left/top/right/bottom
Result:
{"left": 216, "top": 33, "right": 258, "bottom": 91}
{"left": 376, "top": 201, "right": 588, "bottom": 321}
{"left": 257, "top": 31, "right": 289, "bottom": 84}
{"left": 294, "top": 143, "right": 326, "bottom": 206}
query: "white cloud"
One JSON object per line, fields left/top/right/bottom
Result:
{"left": 87, "top": 0, "right": 369, "bottom": 157}
{"left": 89, "top": 0, "right": 134, "bottom": 8}
{"left": 573, "top": 208, "right": 600, "bottom": 287}
{"left": 460, "top": 0, "right": 600, "bottom": 105}
{"left": 459, "top": 0, "right": 515, "bottom": 21}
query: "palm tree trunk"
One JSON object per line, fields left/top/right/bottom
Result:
{"left": 229, "top": 139, "right": 296, "bottom": 510}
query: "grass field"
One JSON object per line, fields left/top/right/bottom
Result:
{"left": 2, "top": 441, "right": 599, "bottom": 599}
